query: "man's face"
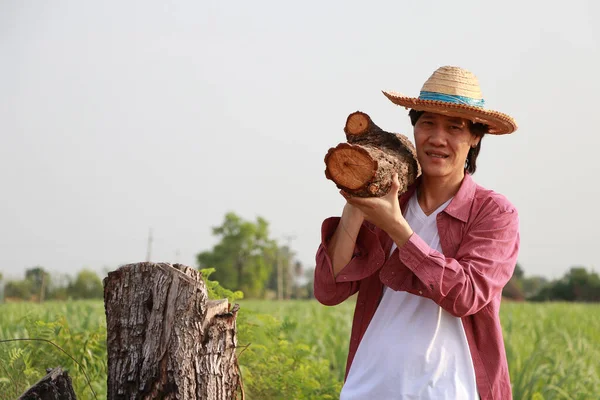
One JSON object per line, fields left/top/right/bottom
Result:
{"left": 413, "top": 112, "right": 480, "bottom": 179}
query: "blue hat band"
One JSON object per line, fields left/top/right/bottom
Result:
{"left": 419, "top": 91, "right": 485, "bottom": 108}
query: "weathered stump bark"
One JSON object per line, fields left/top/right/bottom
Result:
{"left": 103, "top": 262, "right": 240, "bottom": 400}
{"left": 18, "top": 367, "right": 77, "bottom": 400}
{"left": 324, "top": 111, "right": 420, "bottom": 197}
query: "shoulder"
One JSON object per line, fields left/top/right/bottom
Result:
{"left": 473, "top": 183, "right": 517, "bottom": 214}
{"left": 470, "top": 183, "right": 519, "bottom": 229}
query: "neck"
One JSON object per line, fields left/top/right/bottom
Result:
{"left": 418, "top": 170, "right": 465, "bottom": 214}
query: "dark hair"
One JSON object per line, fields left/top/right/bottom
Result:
{"left": 408, "top": 109, "right": 487, "bottom": 174}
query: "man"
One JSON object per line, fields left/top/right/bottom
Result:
{"left": 314, "top": 66, "right": 520, "bottom": 399}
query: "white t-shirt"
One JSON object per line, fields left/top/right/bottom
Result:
{"left": 340, "top": 193, "right": 478, "bottom": 400}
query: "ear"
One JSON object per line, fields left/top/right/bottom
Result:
{"left": 470, "top": 136, "right": 481, "bottom": 148}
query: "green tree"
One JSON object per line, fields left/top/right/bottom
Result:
{"left": 503, "top": 262, "right": 525, "bottom": 300}
{"left": 530, "top": 266, "right": 600, "bottom": 302}
{"left": 67, "top": 269, "right": 104, "bottom": 299}
{"left": 565, "top": 267, "right": 600, "bottom": 301}
{"left": 503, "top": 263, "right": 549, "bottom": 301}
{"left": 25, "top": 266, "right": 50, "bottom": 301}
{"left": 47, "top": 272, "right": 72, "bottom": 300}
{"left": 521, "top": 275, "right": 548, "bottom": 298}
{"left": 4, "top": 280, "right": 33, "bottom": 300}
{"left": 197, "top": 212, "right": 277, "bottom": 298}
{"left": 294, "top": 267, "right": 315, "bottom": 299}
{"left": 266, "top": 245, "right": 297, "bottom": 299}
{"left": 513, "top": 263, "right": 524, "bottom": 280}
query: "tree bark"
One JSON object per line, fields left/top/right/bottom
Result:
{"left": 324, "top": 111, "right": 420, "bottom": 197}
{"left": 103, "top": 262, "right": 240, "bottom": 400}
{"left": 18, "top": 367, "right": 77, "bottom": 400}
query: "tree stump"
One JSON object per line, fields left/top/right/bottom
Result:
{"left": 103, "top": 262, "right": 240, "bottom": 400}
{"left": 324, "top": 111, "right": 420, "bottom": 197}
{"left": 18, "top": 367, "right": 77, "bottom": 400}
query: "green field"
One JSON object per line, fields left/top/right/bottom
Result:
{"left": 0, "top": 300, "right": 599, "bottom": 399}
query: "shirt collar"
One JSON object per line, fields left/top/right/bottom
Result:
{"left": 399, "top": 172, "right": 477, "bottom": 223}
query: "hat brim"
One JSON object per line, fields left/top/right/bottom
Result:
{"left": 382, "top": 90, "right": 517, "bottom": 135}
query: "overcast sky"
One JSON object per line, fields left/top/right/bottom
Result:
{"left": 1, "top": 0, "right": 599, "bottom": 281}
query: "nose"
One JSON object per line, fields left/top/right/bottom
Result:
{"left": 428, "top": 126, "right": 446, "bottom": 146}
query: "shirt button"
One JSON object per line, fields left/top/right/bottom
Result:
{"left": 391, "top": 272, "right": 395, "bottom": 276}
{"left": 343, "top": 276, "right": 348, "bottom": 280}
{"left": 419, "top": 290, "right": 423, "bottom": 295}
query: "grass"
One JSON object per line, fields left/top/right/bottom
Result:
{"left": 0, "top": 300, "right": 598, "bottom": 399}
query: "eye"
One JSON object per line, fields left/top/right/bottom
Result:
{"left": 450, "top": 125, "right": 461, "bottom": 130}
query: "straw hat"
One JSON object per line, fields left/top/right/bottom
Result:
{"left": 382, "top": 66, "right": 517, "bottom": 135}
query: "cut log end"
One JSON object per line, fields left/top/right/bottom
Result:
{"left": 325, "top": 111, "right": 420, "bottom": 198}
{"left": 325, "top": 144, "right": 377, "bottom": 190}
{"left": 344, "top": 111, "right": 370, "bottom": 136}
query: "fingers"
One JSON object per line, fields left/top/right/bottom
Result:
{"left": 391, "top": 173, "right": 400, "bottom": 192}
{"left": 381, "top": 173, "right": 400, "bottom": 201}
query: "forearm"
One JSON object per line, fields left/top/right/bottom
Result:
{"left": 386, "top": 218, "right": 414, "bottom": 249}
{"left": 326, "top": 205, "right": 364, "bottom": 277}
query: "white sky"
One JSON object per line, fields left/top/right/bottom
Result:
{"left": 1, "top": 0, "right": 599, "bottom": 281}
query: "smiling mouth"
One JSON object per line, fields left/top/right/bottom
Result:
{"left": 426, "top": 152, "right": 449, "bottom": 159}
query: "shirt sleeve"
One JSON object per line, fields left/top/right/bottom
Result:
{"left": 382, "top": 202, "right": 520, "bottom": 317}
{"left": 313, "top": 217, "right": 386, "bottom": 306}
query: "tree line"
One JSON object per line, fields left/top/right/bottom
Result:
{"left": 199, "top": 213, "right": 599, "bottom": 302}
{"left": 502, "top": 264, "right": 600, "bottom": 302}
{"left": 0, "top": 267, "right": 104, "bottom": 302}
{"left": 2, "top": 212, "right": 598, "bottom": 303}
{"left": 0, "top": 212, "right": 314, "bottom": 302}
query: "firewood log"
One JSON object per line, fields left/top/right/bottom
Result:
{"left": 324, "top": 111, "right": 420, "bottom": 197}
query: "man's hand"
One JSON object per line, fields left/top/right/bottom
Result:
{"left": 341, "top": 173, "right": 413, "bottom": 247}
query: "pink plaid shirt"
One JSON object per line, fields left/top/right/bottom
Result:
{"left": 314, "top": 173, "right": 520, "bottom": 400}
